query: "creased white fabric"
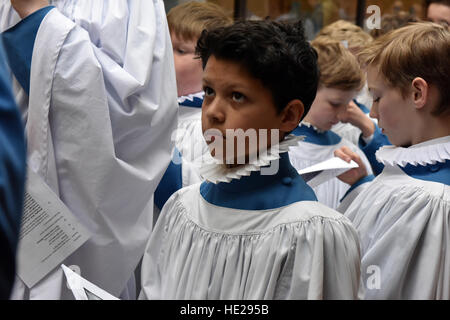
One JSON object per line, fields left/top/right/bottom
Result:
{"left": 174, "top": 106, "right": 207, "bottom": 187}
{"left": 289, "top": 137, "right": 373, "bottom": 210}
{"left": 139, "top": 184, "right": 362, "bottom": 300}
{"left": 345, "top": 138, "right": 450, "bottom": 299}
{"left": 1, "top": 0, "right": 178, "bottom": 299}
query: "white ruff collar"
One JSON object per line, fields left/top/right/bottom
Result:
{"left": 375, "top": 135, "right": 450, "bottom": 167}
{"left": 178, "top": 91, "right": 205, "bottom": 104}
{"left": 198, "top": 134, "right": 304, "bottom": 184}
{"left": 301, "top": 121, "right": 326, "bottom": 134}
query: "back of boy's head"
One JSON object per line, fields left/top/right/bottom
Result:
{"left": 195, "top": 19, "right": 319, "bottom": 118}
{"left": 370, "top": 11, "right": 420, "bottom": 39}
{"left": 317, "top": 20, "right": 373, "bottom": 53}
{"left": 311, "top": 36, "right": 364, "bottom": 91}
{"left": 359, "top": 22, "right": 450, "bottom": 117}
{"left": 167, "top": 1, "right": 233, "bottom": 42}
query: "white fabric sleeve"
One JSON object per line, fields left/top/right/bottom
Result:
{"left": 11, "top": 0, "right": 178, "bottom": 297}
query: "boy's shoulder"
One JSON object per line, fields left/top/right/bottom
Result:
{"left": 169, "top": 183, "right": 352, "bottom": 227}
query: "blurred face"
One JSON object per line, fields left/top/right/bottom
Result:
{"left": 304, "top": 87, "right": 357, "bottom": 131}
{"left": 427, "top": 3, "right": 450, "bottom": 25}
{"left": 367, "top": 65, "right": 414, "bottom": 147}
{"left": 201, "top": 56, "right": 285, "bottom": 165}
{"left": 171, "top": 33, "right": 203, "bottom": 97}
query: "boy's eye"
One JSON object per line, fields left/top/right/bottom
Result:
{"left": 204, "top": 86, "right": 215, "bottom": 97}
{"left": 330, "top": 102, "right": 341, "bottom": 108}
{"left": 373, "top": 97, "right": 380, "bottom": 103}
{"left": 232, "top": 92, "right": 245, "bottom": 103}
{"left": 176, "top": 49, "right": 186, "bottom": 54}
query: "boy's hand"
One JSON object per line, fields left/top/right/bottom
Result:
{"left": 338, "top": 100, "right": 375, "bottom": 138}
{"left": 334, "top": 146, "right": 368, "bottom": 185}
{"left": 10, "top": 0, "right": 49, "bottom": 19}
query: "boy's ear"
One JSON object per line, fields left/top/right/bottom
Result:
{"left": 280, "top": 99, "right": 304, "bottom": 133}
{"left": 411, "top": 77, "right": 428, "bottom": 110}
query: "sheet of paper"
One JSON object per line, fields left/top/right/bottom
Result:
{"left": 62, "top": 265, "right": 120, "bottom": 300}
{"left": 298, "top": 157, "right": 359, "bottom": 188}
{"left": 16, "top": 168, "right": 91, "bottom": 288}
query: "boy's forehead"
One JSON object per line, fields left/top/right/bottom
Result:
{"left": 203, "top": 56, "right": 250, "bottom": 79}
{"left": 367, "top": 65, "right": 384, "bottom": 89}
{"left": 170, "top": 32, "right": 199, "bottom": 45}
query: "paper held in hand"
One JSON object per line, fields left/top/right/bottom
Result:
{"left": 16, "top": 168, "right": 91, "bottom": 288}
{"left": 298, "top": 157, "right": 359, "bottom": 188}
{"left": 62, "top": 265, "right": 120, "bottom": 300}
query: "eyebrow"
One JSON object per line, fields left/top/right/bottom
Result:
{"left": 202, "top": 78, "right": 249, "bottom": 92}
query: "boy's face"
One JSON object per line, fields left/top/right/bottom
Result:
{"left": 427, "top": 3, "right": 450, "bottom": 26}
{"left": 171, "top": 33, "right": 203, "bottom": 97}
{"left": 367, "top": 65, "right": 414, "bottom": 147}
{"left": 201, "top": 56, "right": 285, "bottom": 164}
{"left": 305, "top": 87, "right": 356, "bottom": 131}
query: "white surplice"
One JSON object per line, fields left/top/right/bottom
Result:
{"left": 140, "top": 138, "right": 362, "bottom": 300}
{"left": 289, "top": 123, "right": 373, "bottom": 210}
{"left": 1, "top": 0, "right": 178, "bottom": 299}
{"left": 344, "top": 136, "right": 450, "bottom": 299}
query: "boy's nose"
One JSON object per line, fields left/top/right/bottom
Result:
{"left": 369, "top": 104, "right": 378, "bottom": 120}
{"left": 204, "top": 98, "right": 226, "bottom": 124}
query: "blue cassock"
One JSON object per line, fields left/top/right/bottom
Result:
{"left": 0, "top": 36, "right": 26, "bottom": 300}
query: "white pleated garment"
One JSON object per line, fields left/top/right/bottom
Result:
{"left": 289, "top": 137, "right": 373, "bottom": 210}
{"left": 139, "top": 184, "right": 362, "bottom": 300}
{"left": 174, "top": 104, "right": 208, "bottom": 187}
{"left": 345, "top": 136, "right": 450, "bottom": 299}
{"left": 1, "top": 0, "right": 178, "bottom": 299}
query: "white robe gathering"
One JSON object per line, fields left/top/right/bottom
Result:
{"left": 342, "top": 136, "right": 450, "bottom": 299}
{"left": 140, "top": 146, "right": 362, "bottom": 300}
{"left": 0, "top": 0, "right": 178, "bottom": 299}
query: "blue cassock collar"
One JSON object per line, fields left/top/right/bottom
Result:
{"left": 292, "top": 123, "right": 342, "bottom": 146}
{"left": 400, "top": 160, "right": 450, "bottom": 185}
{"left": 179, "top": 96, "right": 203, "bottom": 108}
{"left": 200, "top": 152, "right": 317, "bottom": 210}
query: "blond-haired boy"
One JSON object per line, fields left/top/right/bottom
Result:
{"left": 288, "top": 37, "right": 373, "bottom": 210}
{"left": 337, "top": 22, "right": 450, "bottom": 299}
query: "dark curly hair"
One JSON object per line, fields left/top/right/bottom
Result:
{"left": 195, "top": 19, "right": 319, "bottom": 118}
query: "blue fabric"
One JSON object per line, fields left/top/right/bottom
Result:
{"left": 340, "top": 174, "right": 375, "bottom": 202}
{"left": 200, "top": 152, "right": 317, "bottom": 210}
{"left": 400, "top": 160, "right": 450, "bottom": 185}
{"left": 353, "top": 99, "right": 370, "bottom": 114}
{"left": 0, "top": 38, "right": 26, "bottom": 300}
{"left": 2, "top": 6, "right": 54, "bottom": 95}
{"left": 179, "top": 96, "right": 203, "bottom": 108}
{"left": 292, "top": 124, "right": 342, "bottom": 146}
{"left": 154, "top": 149, "right": 183, "bottom": 210}
{"left": 359, "top": 124, "right": 391, "bottom": 176}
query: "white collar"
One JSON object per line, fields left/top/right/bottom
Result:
{"left": 376, "top": 135, "right": 450, "bottom": 167}
{"left": 300, "top": 121, "right": 326, "bottom": 134}
{"left": 177, "top": 91, "right": 205, "bottom": 104}
{"left": 198, "top": 134, "right": 304, "bottom": 184}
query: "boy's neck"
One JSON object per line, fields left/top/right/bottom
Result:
{"left": 411, "top": 114, "right": 450, "bottom": 145}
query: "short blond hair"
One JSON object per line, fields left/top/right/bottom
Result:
{"left": 317, "top": 20, "right": 373, "bottom": 53}
{"left": 311, "top": 37, "right": 365, "bottom": 91}
{"left": 359, "top": 22, "right": 450, "bottom": 116}
{"left": 167, "top": 1, "right": 233, "bottom": 42}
